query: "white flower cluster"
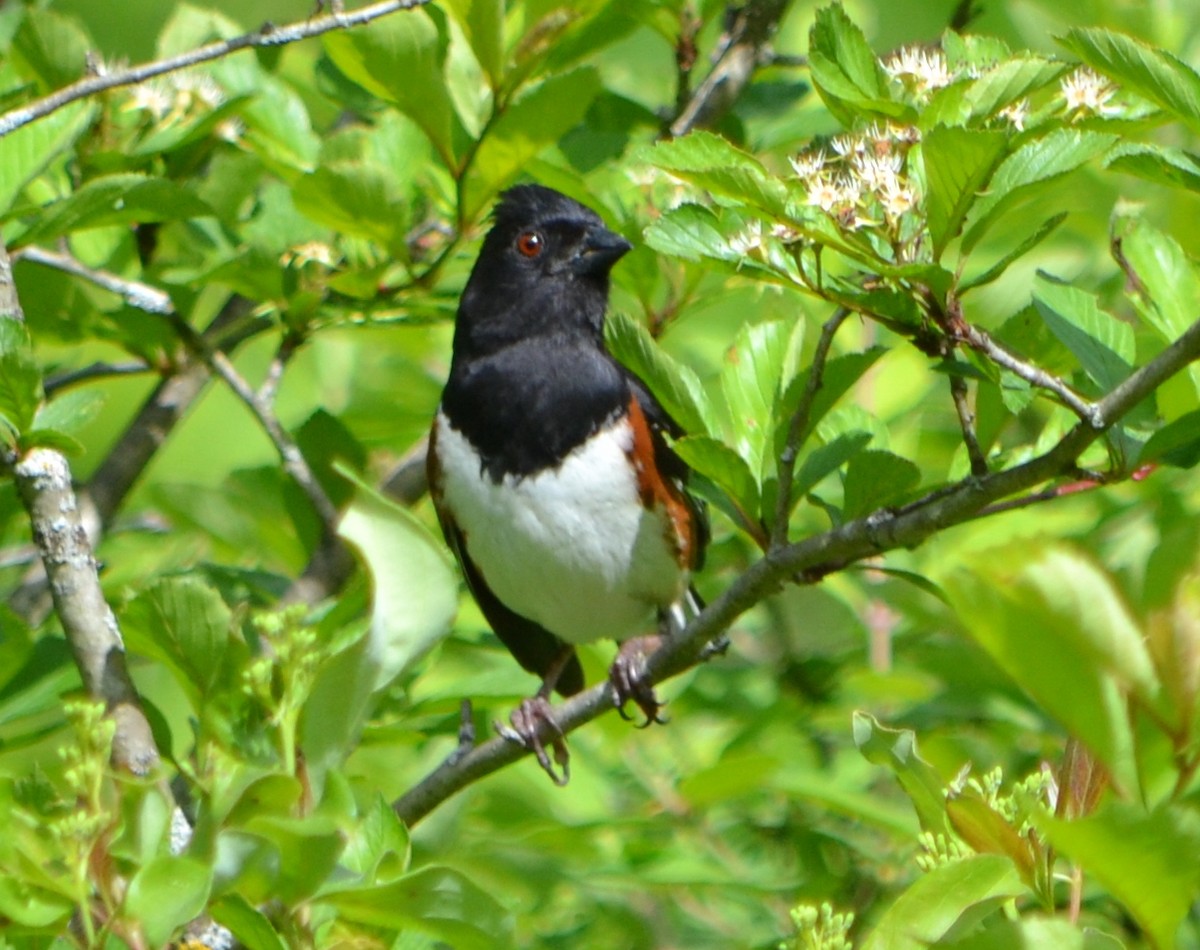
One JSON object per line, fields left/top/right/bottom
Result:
{"left": 124, "top": 71, "right": 244, "bottom": 143}
{"left": 883, "top": 46, "right": 953, "bottom": 98}
{"left": 1060, "top": 67, "right": 1117, "bottom": 117}
{"left": 791, "top": 122, "right": 921, "bottom": 240}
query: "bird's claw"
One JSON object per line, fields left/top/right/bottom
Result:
{"left": 497, "top": 695, "right": 570, "bottom": 785}
{"left": 610, "top": 635, "right": 668, "bottom": 727}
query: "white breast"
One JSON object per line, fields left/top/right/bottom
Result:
{"left": 434, "top": 411, "right": 685, "bottom": 644}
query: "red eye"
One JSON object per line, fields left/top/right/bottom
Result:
{"left": 516, "top": 231, "right": 544, "bottom": 258}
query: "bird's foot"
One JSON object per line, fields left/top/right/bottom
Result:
{"left": 610, "top": 634, "right": 668, "bottom": 727}
{"left": 496, "top": 695, "right": 570, "bottom": 785}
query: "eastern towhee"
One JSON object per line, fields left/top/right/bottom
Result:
{"left": 428, "top": 185, "right": 706, "bottom": 782}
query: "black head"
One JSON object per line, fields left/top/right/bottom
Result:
{"left": 451, "top": 185, "right": 632, "bottom": 361}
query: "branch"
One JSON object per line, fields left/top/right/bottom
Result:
{"left": 0, "top": 0, "right": 434, "bottom": 138}
{"left": 0, "top": 241, "right": 159, "bottom": 776}
{"left": 670, "top": 0, "right": 792, "bottom": 137}
{"left": 394, "top": 317, "right": 1200, "bottom": 826}
{"left": 949, "top": 371, "right": 988, "bottom": 476}
{"left": 771, "top": 306, "right": 850, "bottom": 547}
{"left": 16, "top": 246, "right": 173, "bottom": 314}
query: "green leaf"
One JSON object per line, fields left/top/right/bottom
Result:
{"left": 324, "top": 8, "right": 466, "bottom": 167}
{"left": 643, "top": 202, "right": 741, "bottom": 264}
{"left": 792, "top": 431, "right": 872, "bottom": 501}
{"left": 777, "top": 347, "right": 887, "bottom": 451}
{"left": 442, "top": 0, "right": 504, "bottom": 88}
{"left": 292, "top": 162, "right": 402, "bottom": 250}
{"left": 1140, "top": 410, "right": 1200, "bottom": 468}
{"left": 320, "top": 865, "right": 514, "bottom": 949}
{"left": 31, "top": 388, "right": 105, "bottom": 438}
{"left": 945, "top": 547, "right": 1149, "bottom": 795}
{"left": 462, "top": 67, "right": 601, "bottom": 218}
{"left": 942, "top": 915, "right": 1124, "bottom": 949}
{"left": 123, "top": 856, "right": 213, "bottom": 948}
{"left": 1032, "top": 802, "right": 1200, "bottom": 949}
{"left": 209, "top": 893, "right": 288, "bottom": 950}
{"left": 340, "top": 794, "right": 411, "bottom": 886}
{"left": 1107, "top": 142, "right": 1200, "bottom": 193}
{"left": 0, "top": 102, "right": 94, "bottom": 215}
{"left": 807, "top": 4, "right": 904, "bottom": 124}
{"left": 121, "top": 576, "right": 233, "bottom": 704}
{"left": 12, "top": 8, "right": 89, "bottom": 90}
{"left": 1117, "top": 218, "right": 1200, "bottom": 345}
{"left": 853, "top": 712, "right": 948, "bottom": 833}
{"left": 963, "top": 130, "right": 1116, "bottom": 252}
{"left": 921, "top": 126, "right": 1008, "bottom": 256}
{"left": 671, "top": 435, "right": 760, "bottom": 518}
{"left": 961, "top": 212, "right": 1068, "bottom": 293}
{"left": 241, "top": 814, "right": 344, "bottom": 904}
{"left": 945, "top": 789, "right": 1037, "bottom": 882}
{"left": 605, "top": 310, "right": 715, "bottom": 436}
{"left": 861, "top": 855, "right": 1025, "bottom": 950}
{"left": 1033, "top": 275, "right": 1134, "bottom": 392}
{"left": 643, "top": 131, "right": 789, "bottom": 218}
{"left": 337, "top": 470, "right": 458, "bottom": 691}
{"left": 0, "top": 320, "right": 42, "bottom": 438}
{"left": 721, "top": 320, "right": 792, "bottom": 479}
{"left": 842, "top": 449, "right": 920, "bottom": 519}
{"left": 1061, "top": 27, "right": 1200, "bottom": 130}
{"left": 15, "top": 174, "right": 212, "bottom": 246}
{"left": 0, "top": 877, "right": 72, "bottom": 928}
{"left": 958, "top": 57, "right": 1065, "bottom": 124}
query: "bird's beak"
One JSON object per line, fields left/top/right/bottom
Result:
{"left": 574, "top": 227, "right": 632, "bottom": 276}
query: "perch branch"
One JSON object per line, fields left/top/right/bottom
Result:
{"left": 949, "top": 371, "right": 988, "bottom": 476}
{"left": 16, "top": 246, "right": 173, "bottom": 314}
{"left": 394, "top": 316, "right": 1200, "bottom": 826}
{"left": 0, "top": 0, "right": 435, "bottom": 138}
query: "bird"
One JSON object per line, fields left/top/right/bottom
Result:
{"left": 427, "top": 184, "right": 706, "bottom": 783}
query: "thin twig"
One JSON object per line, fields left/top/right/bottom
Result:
{"left": 949, "top": 372, "right": 988, "bottom": 476}
{"left": 770, "top": 306, "right": 850, "bottom": 547}
{"left": 168, "top": 312, "right": 340, "bottom": 530}
{"left": 670, "top": 0, "right": 792, "bottom": 137}
{"left": 393, "top": 317, "right": 1200, "bottom": 826}
{"left": 953, "top": 321, "right": 1099, "bottom": 425}
{"left": 0, "top": 0, "right": 434, "bottom": 138}
{"left": 46, "top": 360, "right": 151, "bottom": 395}
{"left": 16, "top": 246, "right": 173, "bottom": 314}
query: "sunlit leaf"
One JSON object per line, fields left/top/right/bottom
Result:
{"left": 921, "top": 126, "right": 1008, "bottom": 256}
{"left": 842, "top": 449, "right": 920, "bottom": 519}
{"left": 1033, "top": 274, "right": 1134, "bottom": 392}
{"left": 853, "top": 712, "right": 948, "bottom": 833}
{"left": 124, "top": 856, "right": 212, "bottom": 948}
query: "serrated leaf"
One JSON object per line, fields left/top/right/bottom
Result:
{"left": 842, "top": 449, "right": 920, "bottom": 519}
{"left": 1117, "top": 218, "right": 1200, "bottom": 345}
{"left": 12, "top": 8, "right": 89, "bottom": 90}
{"left": 853, "top": 712, "right": 948, "bottom": 833}
{"left": 792, "top": 431, "right": 872, "bottom": 500}
{"left": 0, "top": 102, "right": 94, "bottom": 215}
{"left": 0, "top": 320, "right": 42, "bottom": 437}
{"left": 605, "top": 310, "right": 714, "bottom": 436}
{"left": 340, "top": 795, "right": 411, "bottom": 885}
{"left": 644, "top": 131, "right": 789, "bottom": 217}
{"left": 1033, "top": 275, "right": 1133, "bottom": 392}
{"left": 721, "top": 320, "right": 792, "bottom": 479}
{"left": 671, "top": 435, "right": 760, "bottom": 517}
{"left": 31, "top": 387, "right": 105, "bottom": 437}
{"left": 807, "top": 5, "right": 905, "bottom": 125}
{"left": 777, "top": 346, "right": 887, "bottom": 451}
{"left": 643, "top": 202, "right": 739, "bottom": 264}
{"left": 1061, "top": 27, "right": 1200, "bottom": 130}
{"left": 121, "top": 577, "right": 232, "bottom": 704}
{"left": 1032, "top": 802, "right": 1200, "bottom": 950}
{"left": 959, "top": 57, "right": 1066, "bottom": 123}
{"left": 922, "top": 126, "right": 1008, "bottom": 256}
{"left": 462, "top": 67, "right": 601, "bottom": 217}
{"left": 324, "top": 8, "right": 466, "bottom": 167}
{"left": 1107, "top": 142, "right": 1200, "bottom": 193}
{"left": 963, "top": 130, "right": 1116, "bottom": 252}
{"left": 292, "top": 162, "right": 402, "bottom": 249}
{"left": 15, "top": 174, "right": 212, "bottom": 246}
{"left": 861, "top": 854, "right": 1025, "bottom": 950}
